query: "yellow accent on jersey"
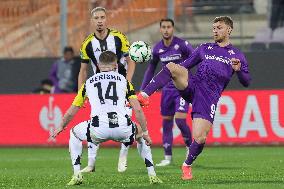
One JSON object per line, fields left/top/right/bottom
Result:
{"left": 72, "top": 84, "right": 87, "bottom": 107}
{"left": 128, "top": 95, "right": 137, "bottom": 99}
{"left": 110, "top": 29, "right": 130, "bottom": 53}
{"left": 80, "top": 33, "right": 95, "bottom": 62}
{"left": 126, "top": 81, "right": 136, "bottom": 100}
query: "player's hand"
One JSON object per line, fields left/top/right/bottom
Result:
{"left": 82, "top": 98, "right": 89, "bottom": 108}
{"left": 125, "top": 101, "right": 131, "bottom": 107}
{"left": 231, "top": 58, "right": 241, "bottom": 72}
{"left": 52, "top": 127, "right": 64, "bottom": 138}
{"left": 137, "top": 92, "right": 149, "bottom": 107}
{"left": 142, "top": 133, "right": 152, "bottom": 146}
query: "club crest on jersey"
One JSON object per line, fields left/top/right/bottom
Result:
{"left": 174, "top": 44, "right": 179, "bottom": 50}
{"left": 228, "top": 50, "right": 235, "bottom": 55}
{"left": 208, "top": 46, "right": 213, "bottom": 50}
{"left": 158, "top": 49, "right": 164, "bottom": 53}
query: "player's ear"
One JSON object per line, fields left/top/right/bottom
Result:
{"left": 228, "top": 27, "right": 232, "bottom": 35}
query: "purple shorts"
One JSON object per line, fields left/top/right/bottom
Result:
{"left": 178, "top": 76, "right": 219, "bottom": 124}
{"left": 160, "top": 89, "right": 190, "bottom": 116}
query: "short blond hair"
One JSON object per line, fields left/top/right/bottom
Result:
{"left": 91, "top": 7, "right": 106, "bottom": 17}
{"left": 99, "top": 51, "right": 117, "bottom": 65}
{"left": 213, "top": 16, "right": 233, "bottom": 29}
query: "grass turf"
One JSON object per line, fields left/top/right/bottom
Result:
{"left": 0, "top": 146, "right": 283, "bottom": 189}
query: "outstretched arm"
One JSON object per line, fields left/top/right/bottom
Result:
{"left": 52, "top": 105, "right": 80, "bottom": 138}
{"left": 78, "top": 63, "right": 88, "bottom": 91}
{"left": 129, "top": 98, "right": 152, "bottom": 146}
{"left": 140, "top": 54, "right": 159, "bottom": 90}
{"left": 125, "top": 56, "right": 136, "bottom": 81}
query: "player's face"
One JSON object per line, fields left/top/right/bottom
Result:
{"left": 213, "top": 21, "right": 231, "bottom": 43}
{"left": 160, "top": 21, "right": 174, "bottom": 40}
{"left": 92, "top": 10, "right": 107, "bottom": 32}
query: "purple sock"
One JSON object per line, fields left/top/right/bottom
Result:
{"left": 175, "top": 118, "right": 192, "bottom": 147}
{"left": 143, "top": 65, "right": 172, "bottom": 96}
{"left": 162, "top": 119, "right": 174, "bottom": 156}
{"left": 185, "top": 140, "right": 205, "bottom": 165}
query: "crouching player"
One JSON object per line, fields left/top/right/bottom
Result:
{"left": 53, "top": 51, "right": 162, "bottom": 185}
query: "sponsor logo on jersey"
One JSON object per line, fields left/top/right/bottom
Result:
{"left": 39, "top": 96, "right": 62, "bottom": 142}
{"left": 208, "top": 46, "right": 213, "bottom": 50}
{"left": 95, "top": 48, "right": 100, "bottom": 52}
{"left": 205, "top": 54, "right": 231, "bottom": 65}
{"left": 160, "top": 54, "right": 182, "bottom": 62}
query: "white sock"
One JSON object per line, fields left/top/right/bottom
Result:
{"left": 69, "top": 130, "right": 82, "bottom": 175}
{"left": 183, "top": 162, "right": 191, "bottom": 166}
{"left": 87, "top": 142, "right": 99, "bottom": 167}
{"left": 165, "top": 155, "right": 172, "bottom": 161}
{"left": 119, "top": 143, "right": 130, "bottom": 158}
{"left": 137, "top": 138, "right": 156, "bottom": 176}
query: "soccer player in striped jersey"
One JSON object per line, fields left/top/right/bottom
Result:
{"left": 53, "top": 51, "right": 162, "bottom": 185}
{"left": 78, "top": 7, "right": 135, "bottom": 173}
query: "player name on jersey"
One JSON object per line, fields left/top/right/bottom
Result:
{"left": 90, "top": 73, "right": 122, "bottom": 83}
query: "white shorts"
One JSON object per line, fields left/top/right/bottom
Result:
{"left": 71, "top": 119, "right": 135, "bottom": 145}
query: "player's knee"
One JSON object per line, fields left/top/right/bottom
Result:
{"left": 193, "top": 133, "right": 207, "bottom": 144}
{"left": 166, "top": 62, "right": 179, "bottom": 77}
{"left": 194, "top": 136, "right": 206, "bottom": 144}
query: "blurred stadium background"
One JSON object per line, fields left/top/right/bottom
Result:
{"left": 0, "top": 0, "right": 284, "bottom": 188}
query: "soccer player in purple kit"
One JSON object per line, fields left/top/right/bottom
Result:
{"left": 140, "top": 18, "right": 194, "bottom": 166}
{"left": 138, "top": 16, "right": 251, "bottom": 179}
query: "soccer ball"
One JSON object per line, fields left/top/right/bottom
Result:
{"left": 129, "top": 41, "right": 151, "bottom": 63}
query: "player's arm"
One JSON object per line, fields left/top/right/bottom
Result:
{"left": 182, "top": 40, "right": 194, "bottom": 59}
{"left": 232, "top": 55, "right": 251, "bottom": 87}
{"left": 117, "top": 31, "right": 136, "bottom": 81}
{"left": 126, "top": 81, "right": 152, "bottom": 145}
{"left": 125, "top": 56, "right": 135, "bottom": 81}
{"left": 140, "top": 50, "right": 159, "bottom": 90}
{"left": 53, "top": 84, "right": 87, "bottom": 138}
{"left": 78, "top": 63, "right": 88, "bottom": 90}
{"left": 180, "top": 44, "right": 203, "bottom": 69}
{"left": 78, "top": 37, "right": 92, "bottom": 90}
{"left": 52, "top": 105, "right": 80, "bottom": 138}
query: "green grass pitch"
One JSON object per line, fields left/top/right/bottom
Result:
{"left": 0, "top": 146, "right": 284, "bottom": 189}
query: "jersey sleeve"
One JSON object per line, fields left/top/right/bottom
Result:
{"left": 126, "top": 81, "right": 137, "bottom": 100}
{"left": 183, "top": 40, "right": 194, "bottom": 58}
{"left": 72, "top": 83, "right": 87, "bottom": 107}
{"left": 111, "top": 30, "right": 130, "bottom": 56}
{"left": 80, "top": 34, "right": 94, "bottom": 63}
{"left": 236, "top": 52, "right": 251, "bottom": 87}
{"left": 140, "top": 49, "right": 159, "bottom": 90}
{"left": 181, "top": 44, "right": 203, "bottom": 69}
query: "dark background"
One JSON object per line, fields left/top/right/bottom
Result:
{"left": 0, "top": 51, "right": 283, "bottom": 94}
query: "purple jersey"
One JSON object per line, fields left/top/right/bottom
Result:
{"left": 181, "top": 43, "right": 250, "bottom": 100}
{"left": 140, "top": 36, "right": 194, "bottom": 91}
{"left": 143, "top": 42, "right": 251, "bottom": 123}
